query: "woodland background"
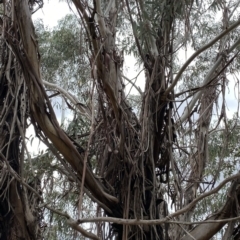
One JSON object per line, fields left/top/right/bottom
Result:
{"left": 1, "top": 0, "right": 240, "bottom": 240}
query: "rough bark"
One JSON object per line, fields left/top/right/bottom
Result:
{"left": 0, "top": 1, "right": 41, "bottom": 238}
{"left": 1, "top": 0, "right": 240, "bottom": 240}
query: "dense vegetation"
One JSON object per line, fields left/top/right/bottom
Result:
{"left": 1, "top": 0, "right": 240, "bottom": 239}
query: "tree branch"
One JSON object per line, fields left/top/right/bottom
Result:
{"left": 165, "top": 17, "right": 240, "bottom": 97}
{"left": 67, "top": 218, "right": 100, "bottom": 240}
{"left": 70, "top": 173, "right": 240, "bottom": 225}
{"left": 178, "top": 35, "right": 240, "bottom": 124}
{"left": 104, "top": 0, "right": 115, "bottom": 16}
{"left": 181, "top": 179, "right": 240, "bottom": 240}
{"left": 12, "top": 0, "right": 118, "bottom": 212}
{"left": 122, "top": 74, "right": 143, "bottom": 96}
{"left": 43, "top": 80, "right": 91, "bottom": 120}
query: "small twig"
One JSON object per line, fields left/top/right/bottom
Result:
{"left": 78, "top": 81, "right": 96, "bottom": 217}
{"left": 177, "top": 224, "right": 196, "bottom": 240}
{"left": 122, "top": 74, "right": 143, "bottom": 96}
{"left": 43, "top": 80, "right": 91, "bottom": 120}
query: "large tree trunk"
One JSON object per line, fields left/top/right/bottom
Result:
{"left": 0, "top": 1, "right": 44, "bottom": 239}
{"left": 0, "top": 12, "right": 40, "bottom": 240}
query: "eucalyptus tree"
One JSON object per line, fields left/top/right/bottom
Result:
{"left": 2, "top": 0, "right": 240, "bottom": 240}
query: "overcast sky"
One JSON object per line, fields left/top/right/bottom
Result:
{"left": 33, "top": 0, "right": 70, "bottom": 27}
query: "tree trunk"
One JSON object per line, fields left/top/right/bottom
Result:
{"left": 0, "top": 1, "right": 41, "bottom": 239}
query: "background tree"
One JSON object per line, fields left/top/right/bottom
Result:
{"left": 2, "top": 0, "right": 240, "bottom": 240}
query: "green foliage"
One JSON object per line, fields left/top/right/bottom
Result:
{"left": 35, "top": 14, "right": 90, "bottom": 89}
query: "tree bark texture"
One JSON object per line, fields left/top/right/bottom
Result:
{"left": 1, "top": 0, "right": 240, "bottom": 240}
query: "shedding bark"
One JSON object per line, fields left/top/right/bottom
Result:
{"left": 1, "top": 0, "right": 240, "bottom": 239}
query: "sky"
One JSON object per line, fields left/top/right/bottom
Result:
{"left": 32, "top": 0, "right": 71, "bottom": 27}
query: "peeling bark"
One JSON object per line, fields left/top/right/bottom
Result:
{"left": 1, "top": 0, "right": 240, "bottom": 239}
